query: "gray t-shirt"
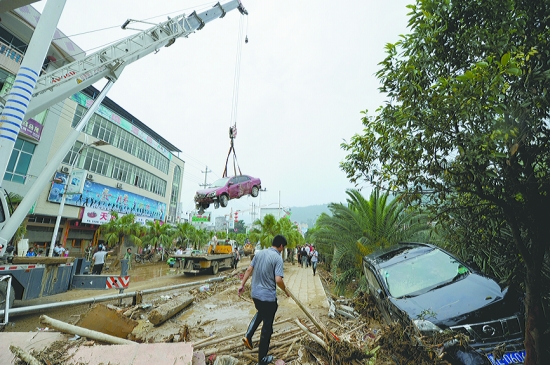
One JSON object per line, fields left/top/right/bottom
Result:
{"left": 250, "top": 247, "right": 284, "bottom": 302}
{"left": 93, "top": 251, "right": 108, "bottom": 265}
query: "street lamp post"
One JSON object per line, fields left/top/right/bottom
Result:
{"left": 49, "top": 140, "right": 108, "bottom": 257}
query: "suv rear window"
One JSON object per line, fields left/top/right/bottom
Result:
{"left": 380, "top": 248, "right": 469, "bottom": 298}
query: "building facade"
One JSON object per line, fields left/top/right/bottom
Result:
{"left": 1, "top": 5, "right": 185, "bottom": 256}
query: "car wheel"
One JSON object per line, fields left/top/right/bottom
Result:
{"left": 201, "top": 202, "right": 210, "bottom": 209}
{"left": 214, "top": 201, "right": 220, "bottom": 209}
{"left": 251, "top": 186, "right": 259, "bottom": 197}
{"left": 211, "top": 261, "right": 219, "bottom": 275}
{"left": 220, "top": 194, "right": 229, "bottom": 208}
{"left": 0, "top": 280, "right": 15, "bottom": 309}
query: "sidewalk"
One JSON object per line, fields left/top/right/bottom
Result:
{"left": 283, "top": 261, "right": 329, "bottom": 312}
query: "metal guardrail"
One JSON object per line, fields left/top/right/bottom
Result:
{"left": 0, "top": 275, "right": 226, "bottom": 319}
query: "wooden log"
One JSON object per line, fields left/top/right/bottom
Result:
{"left": 148, "top": 294, "right": 194, "bottom": 326}
{"left": 9, "top": 345, "right": 41, "bottom": 365}
{"left": 193, "top": 317, "right": 293, "bottom": 349}
{"left": 40, "top": 315, "right": 135, "bottom": 345}
{"left": 294, "top": 319, "right": 327, "bottom": 350}
{"left": 287, "top": 288, "right": 338, "bottom": 341}
{"left": 12, "top": 256, "right": 75, "bottom": 265}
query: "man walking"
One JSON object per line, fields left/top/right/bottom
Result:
{"left": 238, "top": 235, "right": 290, "bottom": 365}
{"left": 310, "top": 246, "right": 319, "bottom": 276}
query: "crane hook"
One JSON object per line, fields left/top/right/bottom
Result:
{"left": 245, "top": 36, "right": 248, "bottom": 44}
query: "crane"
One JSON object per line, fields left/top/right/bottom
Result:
{"left": 0, "top": 0, "right": 247, "bottom": 253}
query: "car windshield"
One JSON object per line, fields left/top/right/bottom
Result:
{"left": 210, "top": 178, "right": 230, "bottom": 188}
{"left": 380, "top": 248, "right": 470, "bottom": 298}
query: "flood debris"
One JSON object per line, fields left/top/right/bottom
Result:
{"left": 148, "top": 293, "right": 194, "bottom": 326}
{"left": 76, "top": 304, "right": 138, "bottom": 339}
{"left": 40, "top": 315, "right": 135, "bottom": 345}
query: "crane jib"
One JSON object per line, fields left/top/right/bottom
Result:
{"left": 23, "top": 0, "right": 246, "bottom": 121}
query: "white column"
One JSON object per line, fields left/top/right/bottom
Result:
{"left": 0, "top": 0, "right": 67, "bottom": 182}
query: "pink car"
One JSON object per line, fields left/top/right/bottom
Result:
{"left": 194, "top": 175, "right": 261, "bottom": 211}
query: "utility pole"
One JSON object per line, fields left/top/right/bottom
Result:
{"left": 250, "top": 202, "right": 256, "bottom": 222}
{"left": 199, "top": 166, "right": 212, "bottom": 188}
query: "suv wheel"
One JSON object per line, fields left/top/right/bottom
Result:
{"left": 220, "top": 194, "right": 229, "bottom": 207}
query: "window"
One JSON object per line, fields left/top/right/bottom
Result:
{"left": 4, "top": 138, "right": 36, "bottom": 184}
{"left": 0, "top": 25, "right": 28, "bottom": 54}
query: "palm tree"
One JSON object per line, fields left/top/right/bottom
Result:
{"left": 5, "top": 192, "right": 27, "bottom": 245}
{"left": 142, "top": 221, "right": 173, "bottom": 259}
{"left": 250, "top": 214, "right": 279, "bottom": 249}
{"left": 172, "top": 222, "right": 196, "bottom": 249}
{"left": 98, "top": 213, "right": 144, "bottom": 256}
{"left": 314, "top": 188, "right": 431, "bottom": 295}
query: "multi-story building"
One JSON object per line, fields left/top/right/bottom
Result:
{"left": 1, "top": 5, "right": 185, "bottom": 256}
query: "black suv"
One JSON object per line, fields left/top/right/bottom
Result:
{"left": 362, "top": 242, "right": 525, "bottom": 365}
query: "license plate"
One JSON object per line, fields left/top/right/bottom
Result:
{"left": 486, "top": 350, "right": 526, "bottom": 365}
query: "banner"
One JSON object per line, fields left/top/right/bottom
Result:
{"left": 81, "top": 207, "right": 154, "bottom": 226}
{"left": 191, "top": 213, "right": 210, "bottom": 222}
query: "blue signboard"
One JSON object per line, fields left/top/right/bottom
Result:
{"left": 48, "top": 172, "right": 166, "bottom": 221}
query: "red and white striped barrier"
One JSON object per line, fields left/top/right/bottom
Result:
{"left": 106, "top": 276, "right": 130, "bottom": 289}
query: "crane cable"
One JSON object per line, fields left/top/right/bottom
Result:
{"left": 222, "top": 13, "right": 247, "bottom": 178}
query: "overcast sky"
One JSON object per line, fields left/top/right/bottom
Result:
{"left": 33, "top": 0, "right": 412, "bottom": 223}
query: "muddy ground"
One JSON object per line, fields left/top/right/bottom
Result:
{"left": 4, "top": 258, "right": 455, "bottom": 365}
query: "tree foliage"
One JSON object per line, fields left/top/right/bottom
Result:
{"left": 98, "top": 213, "right": 143, "bottom": 256}
{"left": 340, "top": 1, "right": 550, "bottom": 363}
{"left": 312, "top": 189, "right": 431, "bottom": 295}
{"left": 249, "top": 214, "right": 304, "bottom": 250}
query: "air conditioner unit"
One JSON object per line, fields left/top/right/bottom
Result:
{"left": 61, "top": 166, "right": 69, "bottom": 173}
{"left": 86, "top": 174, "right": 93, "bottom": 180}
{"left": 116, "top": 183, "right": 123, "bottom": 189}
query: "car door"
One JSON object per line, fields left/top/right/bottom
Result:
{"left": 228, "top": 177, "right": 241, "bottom": 199}
{"left": 363, "top": 261, "right": 395, "bottom": 325}
{"left": 239, "top": 175, "right": 251, "bottom": 195}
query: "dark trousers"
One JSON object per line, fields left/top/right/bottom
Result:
{"left": 247, "top": 298, "right": 278, "bottom": 362}
{"left": 92, "top": 263, "right": 104, "bottom": 275}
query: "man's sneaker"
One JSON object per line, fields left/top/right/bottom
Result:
{"left": 242, "top": 336, "right": 253, "bottom": 350}
{"left": 257, "top": 355, "right": 274, "bottom": 364}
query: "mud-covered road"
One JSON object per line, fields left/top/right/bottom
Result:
{"left": 5, "top": 259, "right": 237, "bottom": 332}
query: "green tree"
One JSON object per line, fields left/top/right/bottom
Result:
{"left": 340, "top": 1, "right": 550, "bottom": 362}
{"left": 142, "top": 221, "right": 173, "bottom": 252}
{"left": 6, "top": 192, "right": 26, "bottom": 245}
{"left": 172, "top": 222, "right": 196, "bottom": 249}
{"left": 250, "top": 214, "right": 279, "bottom": 249}
{"left": 314, "top": 189, "right": 430, "bottom": 295}
{"left": 98, "top": 213, "right": 144, "bottom": 256}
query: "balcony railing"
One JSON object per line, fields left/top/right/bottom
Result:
{"left": 0, "top": 40, "right": 23, "bottom": 75}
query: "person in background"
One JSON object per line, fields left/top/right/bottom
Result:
{"left": 123, "top": 247, "right": 132, "bottom": 270}
{"left": 239, "top": 235, "right": 290, "bottom": 365}
{"left": 175, "top": 246, "right": 184, "bottom": 269}
{"left": 26, "top": 247, "right": 37, "bottom": 257}
{"left": 53, "top": 243, "right": 66, "bottom": 257}
{"left": 92, "top": 247, "right": 112, "bottom": 275}
{"left": 310, "top": 245, "right": 319, "bottom": 276}
{"left": 232, "top": 246, "right": 241, "bottom": 269}
{"left": 301, "top": 246, "right": 308, "bottom": 268}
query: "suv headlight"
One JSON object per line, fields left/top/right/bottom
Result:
{"left": 413, "top": 319, "right": 442, "bottom": 333}
{"left": 207, "top": 192, "right": 216, "bottom": 198}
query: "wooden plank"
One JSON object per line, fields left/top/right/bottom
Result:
{"left": 12, "top": 256, "right": 75, "bottom": 265}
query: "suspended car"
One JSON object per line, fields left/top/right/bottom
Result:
{"left": 195, "top": 175, "right": 261, "bottom": 212}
